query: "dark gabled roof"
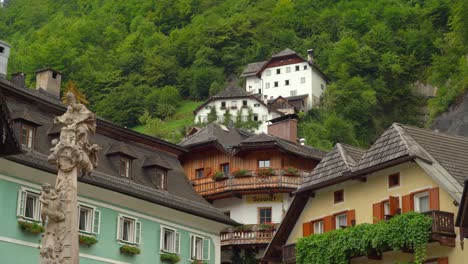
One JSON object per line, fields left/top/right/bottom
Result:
{"left": 271, "top": 48, "right": 297, "bottom": 58}
{"left": 237, "top": 133, "right": 326, "bottom": 160}
{"left": 240, "top": 61, "right": 267, "bottom": 77}
{"left": 10, "top": 108, "right": 43, "bottom": 126}
{"left": 0, "top": 79, "right": 237, "bottom": 226}
{"left": 400, "top": 124, "right": 468, "bottom": 185}
{"left": 142, "top": 155, "right": 172, "bottom": 170}
{"left": 267, "top": 94, "right": 308, "bottom": 104}
{"left": 213, "top": 84, "right": 250, "bottom": 98}
{"left": 179, "top": 123, "right": 250, "bottom": 151}
{"left": 296, "top": 143, "right": 365, "bottom": 193}
{"left": 0, "top": 89, "right": 21, "bottom": 157}
{"left": 105, "top": 143, "right": 138, "bottom": 159}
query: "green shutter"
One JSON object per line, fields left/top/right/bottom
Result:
{"left": 117, "top": 216, "right": 122, "bottom": 240}
{"left": 175, "top": 232, "right": 180, "bottom": 254}
{"left": 93, "top": 210, "right": 100, "bottom": 234}
{"left": 17, "top": 190, "right": 26, "bottom": 217}
{"left": 135, "top": 221, "right": 141, "bottom": 244}
{"left": 203, "top": 238, "right": 210, "bottom": 260}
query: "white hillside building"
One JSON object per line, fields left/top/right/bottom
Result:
{"left": 241, "top": 48, "right": 329, "bottom": 111}
{"left": 193, "top": 85, "right": 282, "bottom": 133}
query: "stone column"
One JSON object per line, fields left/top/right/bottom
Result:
{"left": 40, "top": 92, "right": 100, "bottom": 264}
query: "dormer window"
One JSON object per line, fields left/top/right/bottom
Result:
{"left": 120, "top": 156, "right": 132, "bottom": 178}
{"left": 20, "top": 124, "right": 35, "bottom": 149}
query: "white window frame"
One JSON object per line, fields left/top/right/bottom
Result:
{"left": 265, "top": 70, "right": 271, "bottom": 76}
{"left": 314, "top": 221, "right": 324, "bottom": 234}
{"left": 335, "top": 214, "right": 347, "bottom": 229}
{"left": 286, "top": 66, "right": 291, "bottom": 73}
{"left": 300, "top": 77, "right": 306, "bottom": 83}
{"left": 265, "top": 82, "right": 270, "bottom": 89}
{"left": 119, "top": 156, "right": 131, "bottom": 178}
{"left": 414, "top": 191, "right": 430, "bottom": 213}
{"left": 290, "top": 90, "right": 297, "bottom": 96}
{"left": 383, "top": 201, "right": 390, "bottom": 216}
{"left": 160, "top": 225, "right": 180, "bottom": 254}
{"left": 20, "top": 124, "right": 35, "bottom": 149}
{"left": 117, "top": 214, "right": 141, "bottom": 244}
{"left": 258, "top": 160, "right": 270, "bottom": 168}
{"left": 17, "top": 187, "right": 41, "bottom": 221}
{"left": 190, "top": 234, "right": 210, "bottom": 261}
{"left": 78, "top": 203, "right": 100, "bottom": 234}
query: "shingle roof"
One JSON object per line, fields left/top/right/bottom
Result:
{"left": 0, "top": 79, "right": 237, "bottom": 226}
{"left": 238, "top": 133, "right": 326, "bottom": 160}
{"left": 271, "top": 48, "right": 297, "bottom": 58}
{"left": 240, "top": 61, "right": 267, "bottom": 77}
{"left": 179, "top": 123, "right": 250, "bottom": 151}
{"left": 105, "top": 143, "right": 138, "bottom": 159}
{"left": 0, "top": 90, "right": 21, "bottom": 157}
{"left": 10, "top": 108, "right": 43, "bottom": 126}
{"left": 142, "top": 155, "right": 172, "bottom": 170}
{"left": 213, "top": 84, "right": 250, "bottom": 98}
{"left": 297, "top": 143, "right": 365, "bottom": 192}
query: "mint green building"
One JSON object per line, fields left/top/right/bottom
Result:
{"left": 0, "top": 69, "right": 236, "bottom": 264}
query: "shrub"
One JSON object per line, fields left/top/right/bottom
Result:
{"left": 79, "top": 234, "right": 98, "bottom": 246}
{"left": 257, "top": 223, "right": 276, "bottom": 231}
{"left": 18, "top": 220, "right": 44, "bottom": 234}
{"left": 160, "top": 252, "right": 180, "bottom": 263}
{"left": 120, "top": 245, "right": 141, "bottom": 255}
{"left": 285, "top": 167, "right": 299, "bottom": 176}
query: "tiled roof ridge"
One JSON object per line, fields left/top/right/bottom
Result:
{"left": 336, "top": 143, "right": 357, "bottom": 169}
{"left": 392, "top": 123, "right": 434, "bottom": 163}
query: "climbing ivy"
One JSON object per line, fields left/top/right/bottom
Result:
{"left": 296, "top": 212, "right": 432, "bottom": 264}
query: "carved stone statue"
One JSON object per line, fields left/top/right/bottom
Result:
{"left": 40, "top": 92, "right": 100, "bottom": 264}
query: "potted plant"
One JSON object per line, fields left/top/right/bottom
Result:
{"left": 18, "top": 220, "right": 44, "bottom": 234}
{"left": 256, "top": 168, "right": 274, "bottom": 177}
{"left": 284, "top": 167, "right": 299, "bottom": 176}
{"left": 120, "top": 244, "right": 141, "bottom": 255}
{"left": 160, "top": 252, "right": 180, "bottom": 263}
{"left": 211, "top": 171, "right": 225, "bottom": 181}
{"left": 257, "top": 223, "right": 276, "bottom": 231}
{"left": 79, "top": 234, "right": 98, "bottom": 247}
{"left": 232, "top": 169, "right": 249, "bottom": 178}
{"left": 191, "top": 260, "right": 207, "bottom": 264}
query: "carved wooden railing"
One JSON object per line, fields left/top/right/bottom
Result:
{"left": 192, "top": 169, "right": 308, "bottom": 197}
{"left": 220, "top": 225, "right": 276, "bottom": 246}
{"left": 424, "top": 210, "right": 456, "bottom": 246}
{"left": 282, "top": 243, "right": 296, "bottom": 264}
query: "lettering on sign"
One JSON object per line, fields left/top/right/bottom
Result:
{"left": 246, "top": 194, "right": 283, "bottom": 203}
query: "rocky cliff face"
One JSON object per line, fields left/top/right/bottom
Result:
{"left": 431, "top": 92, "right": 468, "bottom": 137}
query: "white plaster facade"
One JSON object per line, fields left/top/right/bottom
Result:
{"left": 212, "top": 193, "right": 294, "bottom": 225}
{"left": 194, "top": 97, "right": 281, "bottom": 133}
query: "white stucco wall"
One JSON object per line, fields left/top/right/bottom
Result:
{"left": 212, "top": 193, "right": 294, "bottom": 225}
{"left": 194, "top": 97, "right": 280, "bottom": 133}
{"left": 243, "top": 62, "right": 327, "bottom": 110}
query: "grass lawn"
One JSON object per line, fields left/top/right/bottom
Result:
{"left": 132, "top": 100, "right": 202, "bottom": 139}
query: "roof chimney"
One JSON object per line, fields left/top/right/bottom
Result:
{"left": 36, "top": 68, "right": 62, "bottom": 99}
{"left": 307, "top": 49, "right": 314, "bottom": 64}
{"left": 267, "top": 115, "right": 298, "bottom": 143}
{"left": 0, "top": 40, "right": 11, "bottom": 79}
{"left": 11, "top": 72, "right": 26, "bottom": 88}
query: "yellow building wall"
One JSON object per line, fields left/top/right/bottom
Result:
{"left": 286, "top": 161, "right": 467, "bottom": 263}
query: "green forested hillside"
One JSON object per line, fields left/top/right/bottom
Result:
{"left": 1, "top": 0, "right": 467, "bottom": 148}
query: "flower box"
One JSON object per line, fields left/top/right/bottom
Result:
{"left": 79, "top": 234, "right": 98, "bottom": 247}
{"left": 160, "top": 252, "right": 180, "bottom": 263}
{"left": 120, "top": 244, "right": 141, "bottom": 255}
{"left": 232, "top": 169, "right": 250, "bottom": 178}
{"left": 256, "top": 168, "right": 274, "bottom": 177}
{"left": 284, "top": 167, "right": 299, "bottom": 176}
{"left": 18, "top": 220, "right": 44, "bottom": 234}
{"left": 212, "top": 171, "right": 226, "bottom": 181}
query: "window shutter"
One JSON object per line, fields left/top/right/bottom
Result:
{"left": 323, "top": 215, "right": 333, "bottom": 232}
{"left": 116, "top": 216, "right": 122, "bottom": 240}
{"left": 402, "top": 194, "right": 413, "bottom": 213}
{"left": 203, "top": 238, "right": 210, "bottom": 260}
{"left": 175, "top": 232, "right": 180, "bottom": 254}
{"left": 135, "top": 221, "right": 142, "bottom": 244}
{"left": 438, "top": 257, "right": 448, "bottom": 264}
{"left": 346, "top": 210, "right": 356, "bottom": 227}
{"left": 372, "top": 202, "right": 383, "bottom": 223}
{"left": 429, "top": 187, "right": 440, "bottom": 210}
{"left": 160, "top": 227, "right": 164, "bottom": 250}
{"left": 93, "top": 210, "right": 100, "bottom": 234}
{"left": 302, "top": 222, "right": 312, "bottom": 237}
{"left": 389, "top": 196, "right": 399, "bottom": 216}
{"left": 190, "top": 235, "right": 195, "bottom": 258}
{"left": 17, "top": 189, "right": 26, "bottom": 217}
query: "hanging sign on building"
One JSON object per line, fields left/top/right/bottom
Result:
{"left": 246, "top": 194, "right": 283, "bottom": 203}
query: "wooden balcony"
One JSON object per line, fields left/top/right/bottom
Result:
{"left": 282, "top": 243, "right": 296, "bottom": 264}
{"left": 221, "top": 224, "right": 277, "bottom": 247}
{"left": 192, "top": 169, "right": 308, "bottom": 199}
{"left": 281, "top": 211, "right": 455, "bottom": 263}
{"left": 424, "top": 210, "right": 456, "bottom": 247}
